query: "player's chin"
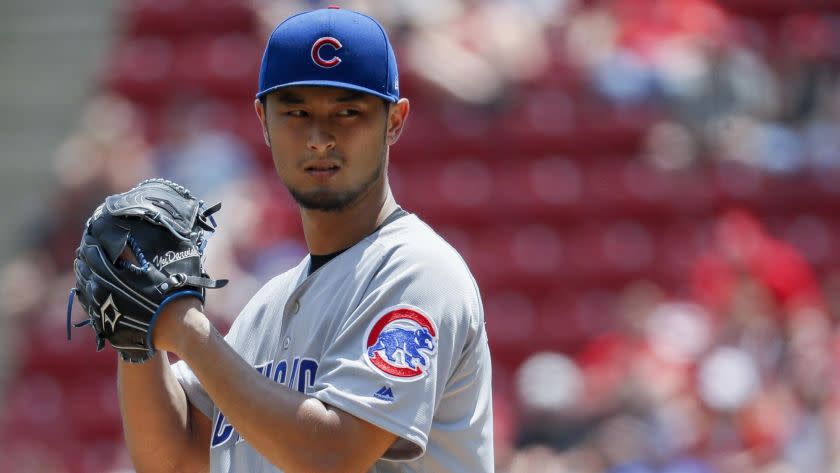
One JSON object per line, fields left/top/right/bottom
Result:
{"left": 291, "top": 188, "right": 357, "bottom": 212}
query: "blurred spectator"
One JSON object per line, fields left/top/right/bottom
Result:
{"left": 154, "top": 95, "right": 257, "bottom": 197}
{"left": 692, "top": 208, "right": 823, "bottom": 317}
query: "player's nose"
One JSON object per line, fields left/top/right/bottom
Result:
{"left": 306, "top": 123, "right": 336, "bottom": 153}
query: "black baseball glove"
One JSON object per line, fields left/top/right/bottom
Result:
{"left": 67, "top": 178, "right": 227, "bottom": 363}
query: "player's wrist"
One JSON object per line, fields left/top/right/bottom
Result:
{"left": 170, "top": 307, "right": 217, "bottom": 362}
{"left": 152, "top": 297, "right": 205, "bottom": 354}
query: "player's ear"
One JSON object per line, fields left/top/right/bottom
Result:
{"left": 385, "top": 98, "right": 410, "bottom": 146}
{"left": 254, "top": 98, "right": 271, "bottom": 147}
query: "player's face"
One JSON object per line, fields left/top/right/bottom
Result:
{"left": 256, "top": 87, "right": 408, "bottom": 212}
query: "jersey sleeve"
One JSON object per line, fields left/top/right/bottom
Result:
{"left": 309, "top": 249, "right": 481, "bottom": 461}
{"left": 171, "top": 359, "right": 214, "bottom": 419}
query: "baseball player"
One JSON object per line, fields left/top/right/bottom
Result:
{"left": 116, "top": 7, "right": 494, "bottom": 473}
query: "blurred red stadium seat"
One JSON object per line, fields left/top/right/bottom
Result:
{"left": 782, "top": 214, "right": 838, "bottom": 269}
{"left": 655, "top": 219, "right": 714, "bottom": 287}
{"left": 494, "top": 156, "right": 586, "bottom": 221}
{"left": 484, "top": 290, "right": 539, "bottom": 351}
{"left": 535, "top": 291, "right": 587, "bottom": 351}
{"left": 464, "top": 224, "right": 568, "bottom": 295}
{"left": 64, "top": 374, "right": 123, "bottom": 438}
{"left": 3, "top": 374, "right": 69, "bottom": 436}
{"left": 600, "top": 219, "right": 656, "bottom": 275}
{"left": 171, "top": 34, "right": 262, "bottom": 100}
{"left": 104, "top": 32, "right": 260, "bottom": 108}
{"left": 713, "top": 161, "right": 765, "bottom": 207}
{"left": 718, "top": 1, "right": 840, "bottom": 19}
{"left": 22, "top": 321, "right": 115, "bottom": 378}
{"left": 102, "top": 36, "right": 175, "bottom": 104}
{"left": 122, "top": 0, "right": 256, "bottom": 37}
{"left": 394, "top": 158, "right": 496, "bottom": 225}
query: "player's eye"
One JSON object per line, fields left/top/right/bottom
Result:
{"left": 287, "top": 110, "right": 308, "bottom": 117}
{"left": 336, "top": 108, "right": 360, "bottom": 118}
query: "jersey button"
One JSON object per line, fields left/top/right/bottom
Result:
{"left": 283, "top": 337, "right": 291, "bottom": 349}
{"left": 291, "top": 300, "right": 300, "bottom": 315}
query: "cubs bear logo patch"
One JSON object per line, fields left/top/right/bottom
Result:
{"left": 365, "top": 306, "right": 437, "bottom": 380}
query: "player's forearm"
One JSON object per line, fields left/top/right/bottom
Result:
{"left": 118, "top": 354, "right": 207, "bottom": 473}
{"left": 170, "top": 307, "right": 380, "bottom": 473}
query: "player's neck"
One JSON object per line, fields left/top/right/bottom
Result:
{"left": 300, "top": 180, "right": 398, "bottom": 255}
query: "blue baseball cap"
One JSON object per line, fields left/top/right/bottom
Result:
{"left": 256, "top": 6, "right": 399, "bottom": 103}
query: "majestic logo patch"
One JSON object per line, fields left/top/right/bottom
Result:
{"left": 365, "top": 307, "right": 437, "bottom": 380}
{"left": 311, "top": 36, "right": 342, "bottom": 68}
{"left": 100, "top": 293, "right": 122, "bottom": 333}
{"left": 374, "top": 386, "right": 395, "bottom": 402}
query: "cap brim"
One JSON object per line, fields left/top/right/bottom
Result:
{"left": 256, "top": 80, "right": 398, "bottom": 102}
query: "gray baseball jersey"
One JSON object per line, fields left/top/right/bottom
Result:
{"left": 172, "top": 212, "right": 494, "bottom": 472}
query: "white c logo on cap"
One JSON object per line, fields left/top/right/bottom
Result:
{"left": 311, "top": 37, "right": 342, "bottom": 68}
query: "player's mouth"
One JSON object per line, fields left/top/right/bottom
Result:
{"left": 304, "top": 161, "right": 341, "bottom": 179}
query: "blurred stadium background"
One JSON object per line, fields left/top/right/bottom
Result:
{"left": 3, "top": 0, "right": 840, "bottom": 471}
